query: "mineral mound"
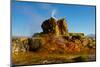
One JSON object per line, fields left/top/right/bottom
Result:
{"left": 12, "top": 17, "right": 95, "bottom": 54}
{"left": 12, "top": 17, "right": 96, "bottom": 65}
{"left": 41, "top": 17, "right": 69, "bottom": 36}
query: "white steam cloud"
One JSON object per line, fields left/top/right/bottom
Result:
{"left": 51, "top": 9, "right": 56, "bottom": 18}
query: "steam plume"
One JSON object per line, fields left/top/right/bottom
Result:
{"left": 51, "top": 9, "right": 56, "bottom": 18}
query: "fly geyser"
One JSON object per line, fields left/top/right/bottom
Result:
{"left": 41, "top": 17, "right": 69, "bottom": 36}
{"left": 12, "top": 17, "right": 96, "bottom": 65}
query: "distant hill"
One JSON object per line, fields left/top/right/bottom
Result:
{"left": 87, "top": 34, "right": 96, "bottom": 40}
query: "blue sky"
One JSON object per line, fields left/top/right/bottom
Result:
{"left": 12, "top": 1, "right": 96, "bottom": 37}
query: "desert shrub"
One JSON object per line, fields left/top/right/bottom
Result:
{"left": 71, "top": 35, "right": 81, "bottom": 40}
{"left": 69, "top": 33, "right": 84, "bottom": 41}
{"left": 69, "top": 33, "right": 84, "bottom": 36}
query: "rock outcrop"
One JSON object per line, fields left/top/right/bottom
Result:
{"left": 41, "top": 17, "right": 69, "bottom": 36}
{"left": 57, "top": 18, "right": 68, "bottom": 36}
{"left": 41, "top": 17, "right": 57, "bottom": 34}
